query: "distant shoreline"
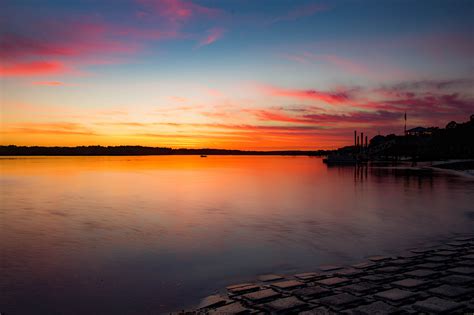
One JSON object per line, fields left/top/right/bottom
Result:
{"left": 429, "top": 160, "right": 474, "bottom": 177}
{"left": 0, "top": 145, "right": 331, "bottom": 156}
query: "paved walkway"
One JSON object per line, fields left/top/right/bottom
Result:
{"left": 179, "top": 235, "right": 474, "bottom": 314}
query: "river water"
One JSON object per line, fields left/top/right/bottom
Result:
{"left": 1, "top": 156, "right": 473, "bottom": 313}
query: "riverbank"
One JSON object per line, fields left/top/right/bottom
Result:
{"left": 429, "top": 160, "right": 474, "bottom": 177}
{"left": 367, "top": 160, "right": 474, "bottom": 178}
{"left": 179, "top": 234, "right": 474, "bottom": 314}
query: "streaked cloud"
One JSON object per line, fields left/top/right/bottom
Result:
{"left": 259, "top": 84, "right": 353, "bottom": 104}
{"left": 271, "top": 3, "right": 327, "bottom": 23}
{"left": 0, "top": 0, "right": 225, "bottom": 77}
{"left": 0, "top": 61, "right": 67, "bottom": 76}
{"left": 196, "top": 28, "right": 225, "bottom": 48}
{"left": 31, "top": 81, "right": 66, "bottom": 86}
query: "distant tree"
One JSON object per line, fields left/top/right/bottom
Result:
{"left": 369, "top": 135, "right": 385, "bottom": 146}
{"left": 446, "top": 121, "right": 457, "bottom": 129}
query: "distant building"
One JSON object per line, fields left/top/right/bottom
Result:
{"left": 406, "top": 126, "right": 434, "bottom": 136}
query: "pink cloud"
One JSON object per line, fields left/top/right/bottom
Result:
{"left": 1, "top": 0, "right": 224, "bottom": 77}
{"left": 0, "top": 61, "right": 68, "bottom": 76}
{"left": 272, "top": 3, "right": 328, "bottom": 23}
{"left": 0, "top": 21, "right": 141, "bottom": 77}
{"left": 169, "top": 96, "right": 188, "bottom": 102}
{"left": 3, "top": 122, "right": 97, "bottom": 136}
{"left": 282, "top": 52, "right": 408, "bottom": 79}
{"left": 0, "top": 24, "right": 140, "bottom": 60}
{"left": 248, "top": 108, "right": 401, "bottom": 126}
{"left": 136, "top": 0, "right": 222, "bottom": 23}
{"left": 205, "top": 88, "right": 223, "bottom": 98}
{"left": 259, "top": 84, "right": 353, "bottom": 104}
{"left": 196, "top": 28, "right": 225, "bottom": 48}
{"left": 31, "top": 81, "right": 65, "bottom": 86}
{"left": 302, "top": 110, "right": 402, "bottom": 124}
{"left": 248, "top": 109, "right": 309, "bottom": 124}
{"left": 321, "top": 54, "right": 370, "bottom": 76}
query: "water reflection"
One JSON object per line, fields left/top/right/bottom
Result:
{"left": 1, "top": 156, "right": 473, "bottom": 313}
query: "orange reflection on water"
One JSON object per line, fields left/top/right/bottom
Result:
{"left": 1, "top": 156, "right": 473, "bottom": 313}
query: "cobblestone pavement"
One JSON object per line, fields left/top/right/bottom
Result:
{"left": 176, "top": 235, "right": 474, "bottom": 314}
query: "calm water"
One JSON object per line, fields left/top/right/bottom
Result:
{"left": 1, "top": 156, "right": 473, "bottom": 314}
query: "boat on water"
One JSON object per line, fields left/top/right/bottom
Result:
{"left": 200, "top": 155, "right": 207, "bottom": 158}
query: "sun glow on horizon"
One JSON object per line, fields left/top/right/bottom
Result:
{"left": 1, "top": 0, "right": 473, "bottom": 150}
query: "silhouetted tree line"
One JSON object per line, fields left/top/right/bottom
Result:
{"left": 368, "top": 115, "right": 474, "bottom": 160}
{"left": 0, "top": 145, "right": 331, "bottom": 156}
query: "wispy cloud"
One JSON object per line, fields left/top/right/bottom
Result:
{"left": 31, "top": 81, "right": 66, "bottom": 86}
{"left": 196, "top": 28, "right": 225, "bottom": 48}
{"left": 136, "top": 0, "right": 223, "bottom": 23}
{"left": 2, "top": 122, "right": 97, "bottom": 136}
{"left": 1, "top": 0, "right": 225, "bottom": 77}
{"left": 0, "top": 61, "right": 68, "bottom": 76}
{"left": 259, "top": 84, "right": 354, "bottom": 104}
{"left": 271, "top": 3, "right": 328, "bottom": 24}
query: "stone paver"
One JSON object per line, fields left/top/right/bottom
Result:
{"left": 335, "top": 268, "right": 364, "bottom": 277}
{"left": 319, "top": 265, "right": 343, "bottom": 272}
{"left": 318, "top": 293, "right": 361, "bottom": 308}
{"left": 428, "top": 284, "right": 472, "bottom": 298}
{"left": 346, "top": 301, "right": 398, "bottom": 314}
{"left": 446, "top": 241, "right": 469, "bottom": 247}
{"left": 295, "top": 272, "right": 322, "bottom": 281}
{"left": 263, "top": 296, "right": 307, "bottom": 313}
{"left": 459, "top": 260, "right": 474, "bottom": 266}
{"left": 433, "top": 250, "right": 457, "bottom": 256}
{"left": 187, "top": 235, "right": 474, "bottom": 314}
{"left": 315, "top": 277, "right": 349, "bottom": 286}
{"left": 415, "top": 262, "right": 446, "bottom": 270}
{"left": 340, "top": 282, "right": 379, "bottom": 294}
{"left": 360, "top": 274, "right": 396, "bottom": 283}
{"left": 292, "top": 286, "right": 331, "bottom": 299}
{"left": 374, "top": 288, "right": 416, "bottom": 303}
{"left": 208, "top": 302, "right": 250, "bottom": 314}
{"left": 440, "top": 274, "right": 474, "bottom": 285}
{"left": 453, "top": 236, "right": 474, "bottom": 241}
{"left": 227, "top": 283, "right": 260, "bottom": 295}
{"left": 271, "top": 279, "right": 305, "bottom": 290}
{"left": 242, "top": 288, "right": 280, "bottom": 303}
{"left": 368, "top": 255, "right": 392, "bottom": 262}
{"left": 391, "top": 278, "right": 426, "bottom": 289}
{"left": 398, "top": 251, "right": 422, "bottom": 258}
{"left": 198, "top": 294, "right": 229, "bottom": 309}
{"left": 404, "top": 269, "right": 438, "bottom": 278}
{"left": 410, "top": 248, "right": 433, "bottom": 254}
{"left": 413, "top": 297, "right": 463, "bottom": 313}
{"left": 425, "top": 256, "right": 451, "bottom": 263}
{"left": 258, "top": 274, "right": 284, "bottom": 282}
{"left": 387, "top": 258, "right": 412, "bottom": 266}
{"left": 226, "top": 283, "right": 252, "bottom": 290}
{"left": 449, "top": 267, "right": 474, "bottom": 275}
{"left": 351, "top": 261, "right": 376, "bottom": 269}
{"left": 299, "top": 307, "right": 337, "bottom": 315}
{"left": 375, "top": 266, "right": 401, "bottom": 273}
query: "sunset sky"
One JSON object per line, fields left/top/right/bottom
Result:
{"left": 1, "top": 0, "right": 473, "bottom": 150}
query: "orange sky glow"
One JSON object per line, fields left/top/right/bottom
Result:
{"left": 1, "top": 0, "right": 473, "bottom": 150}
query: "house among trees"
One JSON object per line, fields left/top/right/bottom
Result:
{"left": 406, "top": 126, "right": 436, "bottom": 136}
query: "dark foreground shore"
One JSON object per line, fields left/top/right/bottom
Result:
{"left": 178, "top": 235, "right": 474, "bottom": 314}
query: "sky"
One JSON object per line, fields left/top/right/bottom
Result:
{"left": 1, "top": 0, "right": 473, "bottom": 150}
